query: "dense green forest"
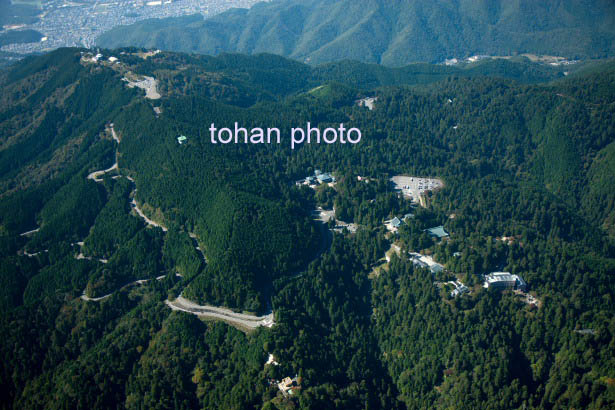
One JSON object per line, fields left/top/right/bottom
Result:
{"left": 96, "top": 0, "right": 615, "bottom": 65}
{"left": 0, "top": 48, "right": 614, "bottom": 409}
{"left": 0, "top": 30, "right": 43, "bottom": 47}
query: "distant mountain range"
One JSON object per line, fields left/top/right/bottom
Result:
{"left": 96, "top": 0, "right": 615, "bottom": 65}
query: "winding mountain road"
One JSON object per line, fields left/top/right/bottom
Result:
{"left": 19, "top": 227, "right": 40, "bottom": 237}
{"left": 87, "top": 162, "right": 117, "bottom": 182}
{"left": 79, "top": 123, "right": 333, "bottom": 331}
{"left": 87, "top": 125, "right": 120, "bottom": 182}
{"left": 165, "top": 294, "right": 274, "bottom": 329}
{"left": 80, "top": 125, "right": 275, "bottom": 329}
{"left": 188, "top": 232, "right": 207, "bottom": 262}
{"left": 81, "top": 274, "right": 176, "bottom": 302}
{"left": 130, "top": 196, "right": 167, "bottom": 232}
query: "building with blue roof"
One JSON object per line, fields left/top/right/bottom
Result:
{"left": 391, "top": 217, "right": 402, "bottom": 228}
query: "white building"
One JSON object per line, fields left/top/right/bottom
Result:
{"left": 450, "top": 281, "right": 469, "bottom": 297}
{"left": 483, "top": 272, "right": 527, "bottom": 291}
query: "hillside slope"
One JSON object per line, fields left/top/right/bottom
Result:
{"left": 1, "top": 49, "right": 614, "bottom": 409}
{"left": 97, "top": 0, "right": 615, "bottom": 65}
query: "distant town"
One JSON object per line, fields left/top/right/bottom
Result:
{"left": 442, "top": 53, "right": 580, "bottom": 69}
{"left": 1, "top": 0, "right": 263, "bottom": 57}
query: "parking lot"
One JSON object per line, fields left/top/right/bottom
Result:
{"left": 390, "top": 175, "right": 443, "bottom": 202}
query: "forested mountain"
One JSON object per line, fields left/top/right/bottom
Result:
{"left": 112, "top": 48, "right": 567, "bottom": 105}
{"left": 0, "top": 0, "right": 40, "bottom": 27}
{"left": 0, "top": 48, "right": 614, "bottom": 409}
{"left": 96, "top": 0, "right": 615, "bottom": 65}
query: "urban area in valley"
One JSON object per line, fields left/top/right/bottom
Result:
{"left": 1, "top": 0, "right": 262, "bottom": 56}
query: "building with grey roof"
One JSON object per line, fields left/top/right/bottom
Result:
{"left": 483, "top": 272, "right": 527, "bottom": 291}
{"left": 425, "top": 225, "right": 449, "bottom": 239}
{"left": 317, "top": 173, "right": 335, "bottom": 183}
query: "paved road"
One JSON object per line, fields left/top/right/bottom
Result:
{"left": 19, "top": 227, "right": 40, "bottom": 237}
{"left": 80, "top": 290, "right": 112, "bottom": 302}
{"left": 164, "top": 215, "right": 331, "bottom": 328}
{"left": 130, "top": 197, "right": 168, "bottom": 232}
{"left": 81, "top": 274, "right": 177, "bottom": 302}
{"left": 78, "top": 123, "right": 327, "bottom": 331}
{"left": 87, "top": 125, "right": 120, "bottom": 182}
{"left": 75, "top": 252, "right": 108, "bottom": 263}
{"left": 188, "top": 232, "right": 207, "bottom": 262}
{"left": 166, "top": 294, "right": 274, "bottom": 329}
{"left": 23, "top": 249, "right": 48, "bottom": 257}
{"left": 87, "top": 162, "right": 118, "bottom": 182}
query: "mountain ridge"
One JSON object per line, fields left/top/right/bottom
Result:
{"left": 1, "top": 47, "right": 615, "bottom": 409}
{"left": 96, "top": 0, "right": 615, "bottom": 66}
